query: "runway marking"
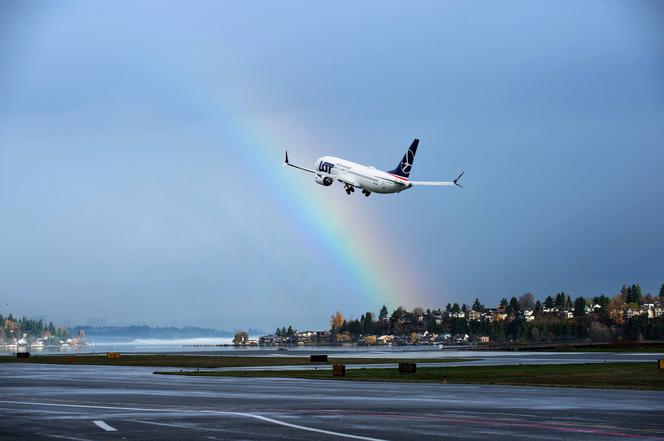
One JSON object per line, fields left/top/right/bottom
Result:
{"left": 0, "top": 400, "right": 385, "bottom": 441}
{"left": 261, "top": 408, "right": 664, "bottom": 440}
{"left": 37, "top": 434, "right": 95, "bottom": 441}
{"left": 132, "top": 419, "right": 305, "bottom": 440}
{"left": 0, "top": 406, "right": 75, "bottom": 415}
{"left": 93, "top": 420, "right": 117, "bottom": 431}
{"left": 227, "top": 412, "right": 385, "bottom": 441}
{"left": 326, "top": 409, "right": 664, "bottom": 439}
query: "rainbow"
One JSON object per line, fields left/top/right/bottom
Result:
{"left": 176, "top": 80, "right": 433, "bottom": 314}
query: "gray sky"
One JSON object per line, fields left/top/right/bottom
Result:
{"left": 1, "top": 1, "right": 663, "bottom": 330}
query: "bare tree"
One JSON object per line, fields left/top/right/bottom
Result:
{"left": 518, "top": 292, "right": 535, "bottom": 310}
{"left": 589, "top": 321, "right": 611, "bottom": 342}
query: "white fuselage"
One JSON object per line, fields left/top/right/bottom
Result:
{"left": 314, "top": 156, "right": 411, "bottom": 194}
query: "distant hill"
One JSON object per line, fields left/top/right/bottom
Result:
{"left": 70, "top": 325, "right": 264, "bottom": 340}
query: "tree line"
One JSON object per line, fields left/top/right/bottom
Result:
{"left": 275, "top": 282, "right": 664, "bottom": 344}
{"left": 0, "top": 313, "right": 68, "bottom": 342}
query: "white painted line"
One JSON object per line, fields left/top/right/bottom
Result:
{"left": 0, "top": 406, "right": 75, "bottom": 415}
{"left": 229, "top": 412, "right": 386, "bottom": 441}
{"left": 132, "top": 420, "right": 220, "bottom": 432}
{"left": 37, "top": 434, "right": 95, "bottom": 441}
{"left": 0, "top": 400, "right": 159, "bottom": 412}
{"left": 0, "top": 400, "right": 384, "bottom": 441}
{"left": 133, "top": 416, "right": 384, "bottom": 441}
{"left": 93, "top": 420, "right": 117, "bottom": 432}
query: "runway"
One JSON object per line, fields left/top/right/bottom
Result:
{"left": 1, "top": 364, "right": 663, "bottom": 440}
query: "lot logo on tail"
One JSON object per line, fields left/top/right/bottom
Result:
{"left": 400, "top": 149, "right": 414, "bottom": 174}
{"left": 389, "top": 139, "right": 419, "bottom": 179}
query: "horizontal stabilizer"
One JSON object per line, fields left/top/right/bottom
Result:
{"left": 408, "top": 181, "right": 456, "bottom": 187}
{"left": 409, "top": 171, "right": 464, "bottom": 188}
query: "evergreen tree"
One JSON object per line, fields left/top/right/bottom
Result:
{"left": 493, "top": 322, "right": 506, "bottom": 342}
{"left": 625, "top": 285, "right": 633, "bottom": 303}
{"left": 555, "top": 293, "right": 565, "bottom": 309}
{"left": 659, "top": 283, "right": 664, "bottom": 298}
{"left": 625, "top": 285, "right": 634, "bottom": 303}
{"left": 379, "top": 305, "right": 389, "bottom": 321}
{"left": 347, "top": 319, "right": 361, "bottom": 337}
{"left": 445, "top": 303, "right": 452, "bottom": 313}
{"left": 593, "top": 295, "right": 610, "bottom": 307}
{"left": 472, "top": 298, "right": 485, "bottom": 312}
{"left": 449, "top": 317, "right": 467, "bottom": 336}
{"left": 573, "top": 297, "right": 586, "bottom": 317}
{"left": 499, "top": 298, "right": 508, "bottom": 309}
{"left": 534, "top": 300, "right": 543, "bottom": 316}
{"left": 364, "top": 312, "right": 374, "bottom": 335}
{"left": 628, "top": 283, "right": 643, "bottom": 305}
{"left": 506, "top": 297, "right": 521, "bottom": 316}
{"left": 452, "top": 303, "right": 461, "bottom": 314}
{"left": 544, "top": 295, "right": 554, "bottom": 309}
{"left": 391, "top": 306, "right": 406, "bottom": 323}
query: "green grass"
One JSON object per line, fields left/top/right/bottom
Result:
{"left": 553, "top": 345, "right": 664, "bottom": 353}
{"left": 0, "top": 354, "right": 475, "bottom": 368}
{"left": 155, "top": 362, "right": 664, "bottom": 391}
{"left": 476, "top": 342, "right": 664, "bottom": 353}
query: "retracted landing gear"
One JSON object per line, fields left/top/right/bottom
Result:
{"left": 362, "top": 190, "right": 371, "bottom": 197}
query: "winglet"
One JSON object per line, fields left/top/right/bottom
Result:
{"left": 453, "top": 171, "right": 464, "bottom": 188}
{"left": 283, "top": 150, "right": 289, "bottom": 167}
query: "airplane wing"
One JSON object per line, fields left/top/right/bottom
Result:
{"left": 409, "top": 171, "right": 464, "bottom": 188}
{"left": 282, "top": 150, "right": 315, "bottom": 174}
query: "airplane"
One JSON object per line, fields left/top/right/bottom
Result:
{"left": 283, "top": 138, "right": 463, "bottom": 196}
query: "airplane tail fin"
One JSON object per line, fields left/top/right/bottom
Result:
{"left": 388, "top": 139, "right": 419, "bottom": 179}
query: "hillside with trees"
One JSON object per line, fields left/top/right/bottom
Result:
{"left": 268, "top": 283, "right": 664, "bottom": 346}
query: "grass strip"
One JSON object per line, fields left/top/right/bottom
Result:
{"left": 0, "top": 354, "right": 475, "bottom": 368}
{"left": 155, "top": 362, "right": 664, "bottom": 391}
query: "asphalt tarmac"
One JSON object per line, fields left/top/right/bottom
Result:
{"left": 1, "top": 363, "right": 663, "bottom": 440}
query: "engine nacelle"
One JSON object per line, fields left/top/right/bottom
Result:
{"left": 315, "top": 175, "right": 333, "bottom": 186}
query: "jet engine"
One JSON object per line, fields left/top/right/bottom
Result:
{"left": 315, "top": 175, "right": 333, "bottom": 186}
